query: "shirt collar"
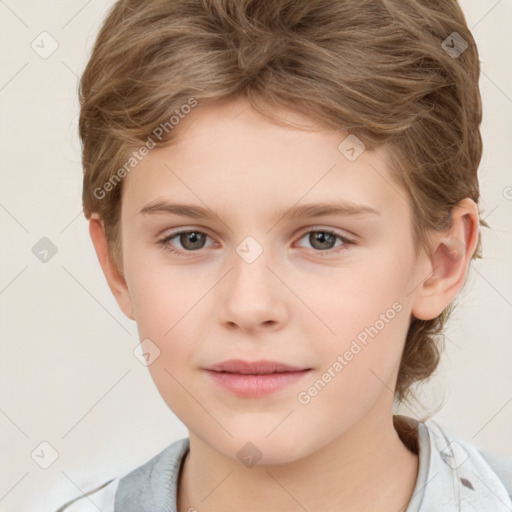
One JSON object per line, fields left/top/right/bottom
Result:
{"left": 114, "top": 415, "right": 512, "bottom": 512}
{"left": 394, "top": 414, "right": 512, "bottom": 511}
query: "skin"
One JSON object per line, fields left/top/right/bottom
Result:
{"left": 90, "top": 96, "right": 480, "bottom": 512}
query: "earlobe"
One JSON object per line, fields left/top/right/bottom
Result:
{"left": 89, "top": 215, "right": 135, "bottom": 321}
{"left": 412, "top": 198, "right": 480, "bottom": 321}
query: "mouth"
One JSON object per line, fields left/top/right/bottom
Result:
{"left": 204, "top": 359, "right": 312, "bottom": 397}
{"left": 205, "top": 359, "right": 310, "bottom": 375}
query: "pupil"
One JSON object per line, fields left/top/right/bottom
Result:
{"left": 182, "top": 232, "right": 204, "bottom": 250}
{"left": 311, "top": 232, "right": 335, "bottom": 250}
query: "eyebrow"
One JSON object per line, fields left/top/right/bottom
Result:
{"left": 139, "top": 199, "right": 380, "bottom": 222}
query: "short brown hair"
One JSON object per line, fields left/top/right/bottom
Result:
{"left": 79, "top": 0, "right": 486, "bottom": 412}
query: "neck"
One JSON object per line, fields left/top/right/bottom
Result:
{"left": 177, "top": 408, "right": 419, "bottom": 512}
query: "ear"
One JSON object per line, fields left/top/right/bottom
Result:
{"left": 411, "top": 198, "right": 480, "bottom": 321}
{"left": 89, "top": 215, "right": 135, "bottom": 321}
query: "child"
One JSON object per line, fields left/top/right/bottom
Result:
{"left": 57, "top": 0, "right": 512, "bottom": 510}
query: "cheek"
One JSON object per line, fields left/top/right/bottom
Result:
{"left": 301, "top": 248, "right": 412, "bottom": 334}
{"left": 298, "top": 251, "right": 413, "bottom": 387}
{"left": 124, "top": 253, "right": 207, "bottom": 371}
{"left": 127, "top": 264, "right": 203, "bottom": 415}
{"left": 125, "top": 251, "right": 203, "bottom": 337}
{"left": 293, "top": 278, "right": 410, "bottom": 433}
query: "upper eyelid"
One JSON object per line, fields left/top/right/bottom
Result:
{"left": 160, "top": 226, "right": 355, "bottom": 246}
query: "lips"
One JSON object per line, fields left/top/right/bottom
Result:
{"left": 205, "top": 359, "right": 309, "bottom": 375}
{"left": 204, "top": 359, "right": 311, "bottom": 398}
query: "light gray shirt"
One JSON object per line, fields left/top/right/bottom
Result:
{"left": 55, "top": 414, "right": 512, "bottom": 511}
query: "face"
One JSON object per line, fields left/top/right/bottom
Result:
{"left": 118, "top": 97, "right": 429, "bottom": 463}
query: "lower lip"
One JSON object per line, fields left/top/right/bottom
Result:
{"left": 204, "top": 369, "right": 311, "bottom": 397}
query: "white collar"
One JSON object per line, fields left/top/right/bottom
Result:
{"left": 394, "top": 415, "right": 512, "bottom": 511}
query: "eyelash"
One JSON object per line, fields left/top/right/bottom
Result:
{"left": 157, "top": 228, "right": 355, "bottom": 258}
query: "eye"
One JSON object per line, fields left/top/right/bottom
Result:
{"left": 158, "top": 227, "right": 354, "bottom": 257}
{"left": 295, "top": 229, "right": 353, "bottom": 254}
{"left": 158, "top": 229, "right": 213, "bottom": 256}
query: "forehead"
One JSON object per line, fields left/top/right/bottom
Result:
{"left": 122, "top": 97, "right": 409, "bottom": 224}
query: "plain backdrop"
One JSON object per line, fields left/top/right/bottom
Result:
{"left": 0, "top": 1, "right": 511, "bottom": 510}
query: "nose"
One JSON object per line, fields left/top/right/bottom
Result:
{"left": 217, "top": 246, "right": 288, "bottom": 334}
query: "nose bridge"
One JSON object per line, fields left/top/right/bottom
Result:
{"left": 217, "top": 233, "right": 286, "bottom": 331}
{"left": 231, "top": 233, "right": 276, "bottom": 300}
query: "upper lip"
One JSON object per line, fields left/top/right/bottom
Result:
{"left": 205, "top": 359, "right": 310, "bottom": 375}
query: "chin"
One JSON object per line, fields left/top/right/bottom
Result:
{"left": 208, "top": 428, "right": 313, "bottom": 467}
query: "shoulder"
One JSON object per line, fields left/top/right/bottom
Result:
{"left": 54, "top": 478, "right": 119, "bottom": 512}
{"left": 424, "top": 417, "right": 512, "bottom": 502}
{"left": 114, "top": 437, "right": 189, "bottom": 510}
{"left": 53, "top": 438, "right": 189, "bottom": 512}
{"left": 477, "top": 447, "right": 512, "bottom": 500}
{"left": 119, "top": 436, "right": 189, "bottom": 483}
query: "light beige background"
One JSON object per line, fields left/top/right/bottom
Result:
{"left": 0, "top": 1, "right": 511, "bottom": 510}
